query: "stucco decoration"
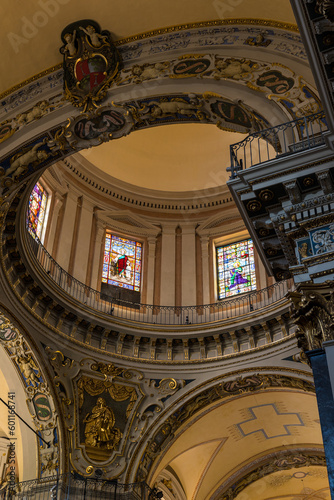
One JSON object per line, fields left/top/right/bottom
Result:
{"left": 46, "top": 348, "right": 184, "bottom": 480}
{"left": 0, "top": 136, "right": 62, "bottom": 189}
{"left": 54, "top": 103, "right": 134, "bottom": 150}
{"left": 0, "top": 93, "right": 270, "bottom": 190}
{"left": 0, "top": 312, "right": 61, "bottom": 479}
{"left": 60, "top": 20, "right": 122, "bottom": 110}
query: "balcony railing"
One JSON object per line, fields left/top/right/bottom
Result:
{"left": 25, "top": 234, "right": 294, "bottom": 327}
{"left": 0, "top": 473, "right": 156, "bottom": 499}
{"left": 229, "top": 111, "right": 328, "bottom": 179}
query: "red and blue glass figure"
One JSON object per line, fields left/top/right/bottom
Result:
{"left": 102, "top": 234, "right": 142, "bottom": 292}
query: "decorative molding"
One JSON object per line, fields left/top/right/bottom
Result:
{"left": 135, "top": 371, "right": 315, "bottom": 483}
{"left": 217, "top": 450, "right": 326, "bottom": 499}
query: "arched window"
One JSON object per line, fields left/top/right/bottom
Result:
{"left": 27, "top": 182, "right": 49, "bottom": 242}
{"left": 102, "top": 233, "right": 142, "bottom": 293}
{"left": 216, "top": 239, "right": 256, "bottom": 299}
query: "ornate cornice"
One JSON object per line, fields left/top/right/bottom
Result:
{"left": 116, "top": 19, "right": 299, "bottom": 46}
{"left": 0, "top": 18, "right": 300, "bottom": 102}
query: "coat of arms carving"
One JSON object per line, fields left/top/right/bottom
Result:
{"left": 60, "top": 20, "right": 122, "bottom": 110}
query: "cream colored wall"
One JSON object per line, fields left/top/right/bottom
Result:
{"left": 0, "top": 350, "right": 38, "bottom": 482}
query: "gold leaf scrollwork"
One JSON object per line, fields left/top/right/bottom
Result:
{"left": 77, "top": 376, "right": 138, "bottom": 418}
{"left": 157, "top": 378, "right": 178, "bottom": 392}
{"left": 91, "top": 362, "right": 124, "bottom": 377}
{"left": 108, "top": 383, "right": 138, "bottom": 418}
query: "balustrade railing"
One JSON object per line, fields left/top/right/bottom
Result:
{"left": 0, "top": 473, "right": 157, "bottom": 499}
{"left": 25, "top": 234, "right": 294, "bottom": 326}
{"left": 229, "top": 111, "right": 327, "bottom": 179}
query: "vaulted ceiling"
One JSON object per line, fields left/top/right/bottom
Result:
{"left": 1, "top": 0, "right": 312, "bottom": 193}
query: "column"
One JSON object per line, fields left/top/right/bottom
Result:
{"left": 182, "top": 224, "right": 196, "bottom": 306}
{"left": 72, "top": 197, "right": 94, "bottom": 283}
{"left": 307, "top": 349, "right": 334, "bottom": 496}
{"left": 291, "top": 286, "right": 334, "bottom": 497}
{"left": 160, "top": 224, "right": 176, "bottom": 306}
{"left": 200, "top": 236, "right": 210, "bottom": 305}
{"left": 90, "top": 221, "right": 106, "bottom": 290}
{"left": 146, "top": 236, "right": 156, "bottom": 306}
{"left": 44, "top": 192, "right": 64, "bottom": 255}
{"left": 56, "top": 191, "right": 78, "bottom": 272}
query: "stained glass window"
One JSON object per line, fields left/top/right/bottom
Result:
{"left": 216, "top": 239, "right": 256, "bottom": 299}
{"left": 28, "top": 182, "right": 49, "bottom": 241}
{"left": 102, "top": 234, "right": 142, "bottom": 292}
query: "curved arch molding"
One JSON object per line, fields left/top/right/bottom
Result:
{"left": 131, "top": 370, "right": 315, "bottom": 485}
{"left": 0, "top": 21, "right": 321, "bottom": 199}
{"left": 0, "top": 309, "right": 63, "bottom": 479}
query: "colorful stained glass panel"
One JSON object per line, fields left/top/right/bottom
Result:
{"left": 28, "top": 182, "right": 48, "bottom": 240}
{"left": 102, "top": 234, "right": 142, "bottom": 292}
{"left": 216, "top": 239, "right": 256, "bottom": 299}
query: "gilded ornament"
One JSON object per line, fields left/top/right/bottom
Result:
{"left": 91, "top": 361, "right": 124, "bottom": 377}
{"left": 303, "top": 177, "right": 314, "bottom": 187}
{"left": 266, "top": 247, "right": 278, "bottom": 256}
{"left": 316, "top": 1, "right": 334, "bottom": 22}
{"left": 16, "top": 353, "right": 40, "bottom": 387}
{"left": 84, "top": 397, "right": 122, "bottom": 450}
{"left": 259, "top": 189, "right": 274, "bottom": 202}
{"left": 247, "top": 200, "right": 262, "bottom": 212}
{"left": 60, "top": 20, "right": 122, "bottom": 110}
{"left": 258, "top": 228, "right": 270, "bottom": 237}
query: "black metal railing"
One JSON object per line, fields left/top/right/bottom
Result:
{"left": 0, "top": 473, "right": 159, "bottom": 499}
{"left": 229, "top": 111, "right": 328, "bottom": 179}
{"left": 24, "top": 234, "right": 294, "bottom": 326}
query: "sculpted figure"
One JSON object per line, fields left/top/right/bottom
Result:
{"left": 6, "top": 142, "right": 50, "bottom": 180}
{"left": 80, "top": 25, "right": 106, "bottom": 47}
{"left": 84, "top": 397, "right": 122, "bottom": 450}
{"left": 63, "top": 31, "right": 77, "bottom": 56}
{"left": 215, "top": 58, "right": 253, "bottom": 80}
{"left": 146, "top": 100, "right": 199, "bottom": 119}
{"left": 298, "top": 242, "right": 310, "bottom": 259}
{"left": 132, "top": 63, "right": 169, "bottom": 82}
{"left": 16, "top": 101, "right": 50, "bottom": 126}
{"left": 16, "top": 354, "right": 40, "bottom": 386}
